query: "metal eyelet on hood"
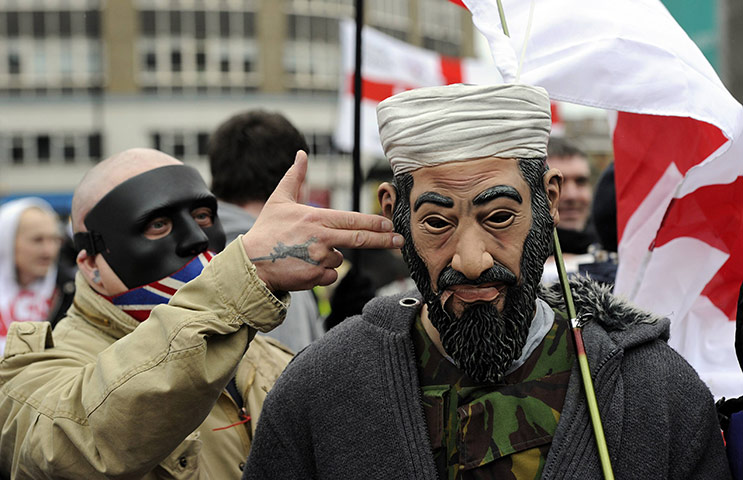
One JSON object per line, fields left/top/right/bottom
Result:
{"left": 399, "top": 297, "right": 421, "bottom": 308}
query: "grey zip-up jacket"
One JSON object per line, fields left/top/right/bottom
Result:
{"left": 246, "top": 278, "right": 730, "bottom": 479}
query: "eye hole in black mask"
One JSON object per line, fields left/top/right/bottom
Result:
{"left": 137, "top": 200, "right": 215, "bottom": 239}
{"left": 74, "top": 165, "right": 226, "bottom": 289}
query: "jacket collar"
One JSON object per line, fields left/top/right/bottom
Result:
{"left": 361, "top": 289, "right": 423, "bottom": 334}
{"left": 539, "top": 276, "right": 668, "bottom": 351}
{"left": 66, "top": 272, "right": 140, "bottom": 339}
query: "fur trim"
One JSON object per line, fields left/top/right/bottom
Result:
{"left": 539, "top": 276, "right": 662, "bottom": 331}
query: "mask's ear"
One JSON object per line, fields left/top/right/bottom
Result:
{"left": 544, "top": 168, "right": 563, "bottom": 225}
{"left": 377, "top": 182, "right": 398, "bottom": 221}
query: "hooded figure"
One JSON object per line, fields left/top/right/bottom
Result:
{"left": 0, "top": 198, "right": 61, "bottom": 352}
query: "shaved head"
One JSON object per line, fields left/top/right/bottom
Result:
{"left": 72, "top": 148, "right": 182, "bottom": 233}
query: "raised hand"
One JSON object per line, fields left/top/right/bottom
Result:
{"left": 241, "top": 151, "right": 404, "bottom": 292}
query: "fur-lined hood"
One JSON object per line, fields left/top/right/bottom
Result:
{"left": 539, "top": 275, "right": 669, "bottom": 350}
{"left": 540, "top": 276, "right": 662, "bottom": 329}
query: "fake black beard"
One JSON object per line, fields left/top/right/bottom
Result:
{"left": 424, "top": 231, "right": 546, "bottom": 383}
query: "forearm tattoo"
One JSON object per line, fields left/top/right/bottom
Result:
{"left": 249, "top": 237, "right": 320, "bottom": 265}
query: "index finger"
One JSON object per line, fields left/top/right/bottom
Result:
{"left": 317, "top": 209, "right": 396, "bottom": 232}
{"left": 328, "top": 229, "right": 405, "bottom": 250}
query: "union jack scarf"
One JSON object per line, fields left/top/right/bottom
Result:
{"left": 108, "top": 251, "right": 214, "bottom": 322}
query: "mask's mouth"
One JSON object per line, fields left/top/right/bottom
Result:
{"left": 440, "top": 282, "right": 508, "bottom": 310}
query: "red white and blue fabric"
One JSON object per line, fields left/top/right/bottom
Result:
{"left": 108, "top": 251, "right": 214, "bottom": 322}
{"left": 455, "top": 0, "right": 743, "bottom": 398}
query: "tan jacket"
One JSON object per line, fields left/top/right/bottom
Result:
{"left": 0, "top": 239, "right": 293, "bottom": 479}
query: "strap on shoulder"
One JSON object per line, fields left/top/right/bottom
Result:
{"left": 4, "top": 321, "right": 54, "bottom": 358}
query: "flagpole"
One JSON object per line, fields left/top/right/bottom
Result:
{"left": 553, "top": 229, "right": 615, "bottom": 479}
{"left": 495, "top": 0, "right": 510, "bottom": 36}
{"left": 351, "top": 0, "right": 364, "bottom": 267}
{"left": 352, "top": 0, "right": 363, "bottom": 215}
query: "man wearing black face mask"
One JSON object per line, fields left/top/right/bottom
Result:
{"left": 0, "top": 147, "right": 403, "bottom": 479}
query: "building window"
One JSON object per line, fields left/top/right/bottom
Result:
{"left": 169, "top": 10, "right": 181, "bottom": 35}
{"left": 6, "top": 12, "right": 19, "bottom": 38}
{"left": 88, "top": 133, "right": 102, "bottom": 161}
{"left": 145, "top": 51, "right": 156, "bottom": 71}
{"left": 197, "top": 133, "right": 209, "bottom": 156}
{"left": 284, "top": 13, "right": 342, "bottom": 91}
{"left": 368, "top": 0, "right": 409, "bottom": 39}
{"left": 194, "top": 10, "right": 206, "bottom": 39}
{"left": 196, "top": 51, "right": 206, "bottom": 71}
{"left": 171, "top": 50, "right": 182, "bottom": 72}
{"left": 219, "top": 11, "right": 230, "bottom": 37}
{"left": 243, "top": 11, "right": 254, "bottom": 37}
{"left": 8, "top": 53, "right": 20, "bottom": 74}
{"left": 419, "top": 0, "right": 464, "bottom": 56}
{"left": 63, "top": 136, "right": 76, "bottom": 163}
{"left": 422, "top": 37, "right": 460, "bottom": 57}
{"left": 11, "top": 137, "right": 24, "bottom": 164}
{"left": 59, "top": 11, "right": 72, "bottom": 37}
{"left": 88, "top": 45, "right": 102, "bottom": 74}
{"left": 33, "top": 50, "right": 47, "bottom": 76}
{"left": 85, "top": 10, "right": 100, "bottom": 38}
{"left": 141, "top": 10, "right": 156, "bottom": 35}
{"left": 152, "top": 132, "right": 161, "bottom": 151}
{"left": 32, "top": 11, "right": 46, "bottom": 38}
{"left": 136, "top": 3, "right": 259, "bottom": 93}
{"left": 36, "top": 135, "right": 51, "bottom": 162}
{"left": 308, "top": 132, "right": 336, "bottom": 157}
{"left": 173, "top": 133, "right": 185, "bottom": 158}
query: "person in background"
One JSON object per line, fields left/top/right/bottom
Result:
{"left": 0, "top": 198, "right": 62, "bottom": 353}
{"left": 542, "top": 137, "right": 598, "bottom": 283}
{"left": 547, "top": 137, "right": 595, "bottom": 237}
{"left": 209, "top": 109, "right": 321, "bottom": 352}
{"left": 577, "top": 163, "right": 618, "bottom": 285}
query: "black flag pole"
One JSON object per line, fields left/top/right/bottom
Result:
{"left": 352, "top": 0, "right": 364, "bottom": 214}
{"left": 351, "top": 0, "right": 364, "bottom": 266}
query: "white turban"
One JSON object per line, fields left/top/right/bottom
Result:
{"left": 376, "top": 84, "right": 551, "bottom": 175}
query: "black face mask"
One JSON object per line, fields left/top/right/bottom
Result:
{"left": 74, "top": 165, "right": 226, "bottom": 289}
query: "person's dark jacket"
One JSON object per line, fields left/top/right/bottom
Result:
{"left": 245, "top": 277, "right": 730, "bottom": 479}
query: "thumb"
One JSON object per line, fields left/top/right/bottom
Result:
{"left": 270, "top": 150, "right": 308, "bottom": 203}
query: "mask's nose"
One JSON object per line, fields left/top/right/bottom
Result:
{"left": 175, "top": 213, "right": 210, "bottom": 257}
{"left": 450, "top": 226, "right": 495, "bottom": 281}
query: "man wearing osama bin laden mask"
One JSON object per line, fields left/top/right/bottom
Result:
{"left": 0, "top": 147, "right": 403, "bottom": 479}
{"left": 245, "top": 84, "right": 730, "bottom": 479}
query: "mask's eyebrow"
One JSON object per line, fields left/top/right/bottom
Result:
{"left": 473, "top": 185, "right": 522, "bottom": 206}
{"left": 414, "top": 192, "right": 454, "bottom": 212}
